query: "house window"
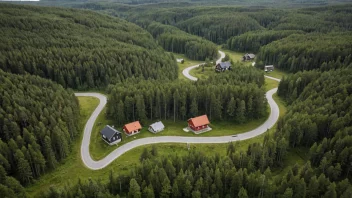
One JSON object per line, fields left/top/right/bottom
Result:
{"left": 112, "top": 137, "right": 115, "bottom": 141}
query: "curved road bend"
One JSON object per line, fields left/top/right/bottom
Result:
{"left": 182, "top": 50, "right": 226, "bottom": 81}
{"left": 75, "top": 52, "right": 281, "bottom": 170}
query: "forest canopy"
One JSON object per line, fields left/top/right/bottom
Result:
{"left": 106, "top": 66, "right": 266, "bottom": 125}
{"left": 0, "top": 4, "right": 178, "bottom": 90}
{"left": 0, "top": 69, "right": 79, "bottom": 195}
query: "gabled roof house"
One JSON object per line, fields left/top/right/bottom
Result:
{"left": 187, "top": 115, "right": 212, "bottom": 133}
{"left": 148, "top": 121, "right": 165, "bottom": 133}
{"left": 123, "top": 121, "right": 142, "bottom": 136}
{"left": 100, "top": 125, "right": 122, "bottom": 145}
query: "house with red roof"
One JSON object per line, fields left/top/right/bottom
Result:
{"left": 187, "top": 115, "right": 211, "bottom": 133}
{"left": 123, "top": 121, "right": 142, "bottom": 136}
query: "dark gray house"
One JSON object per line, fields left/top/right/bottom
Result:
{"left": 100, "top": 125, "right": 122, "bottom": 145}
{"left": 265, "top": 65, "right": 275, "bottom": 72}
{"left": 242, "top": 53, "right": 256, "bottom": 61}
{"left": 215, "top": 62, "right": 232, "bottom": 72}
{"left": 149, "top": 121, "right": 165, "bottom": 133}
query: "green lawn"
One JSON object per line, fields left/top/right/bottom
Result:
{"left": 221, "top": 48, "right": 253, "bottom": 66}
{"left": 265, "top": 77, "right": 280, "bottom": 91}
{"left": 188, "top": 65, "right": 214, "bottom": 80}
{"left": 90, "top": 113, "right": 269, "bottom": 160}
{"left": 265, "top": 68, "right": 288, "bottom": 79}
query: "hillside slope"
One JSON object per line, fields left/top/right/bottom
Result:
{"left": 0, "top": 69, "right": 79, "bottom": 196}
{"left": 0, "top": 4, "right": 178, "bottom": 89}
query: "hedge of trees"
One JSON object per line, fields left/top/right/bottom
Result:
{"left": 106, "top": 66, "right": 265, "bottom": 125}
{"left": 277, "top": 68, "right": 352, "bottom": 180}
{"left": 0, "top": 69, "right": 79, "bottom": 195}
{"left": 0, "top": 4, "right": 178, "bottom": 90}
{"left": 227, "top": 30, "right": 304, "bottom": 53}
{"left": 145, "top": 22, "right": 218, "bottom": 60}
{"left": 256, "top": 33, "right": 352, "bottom": 72}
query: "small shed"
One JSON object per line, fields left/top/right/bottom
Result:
{"left": 100, "top": 125, "right": 122, "bottom": 145}
{"left": 188, "top": 115, "right": 210, "bottom": 132}
{"left": 148, "top": 121, "right": 165, "bottom": 133}
{"left": 215, "top": 62, "right": 232, "bottom": 72}
{"left": 176, "top": 58, "right": 184, "bottom": 63}
{"left": 243, "top": 53, "right": 256, "bottom": 61}
{"left": 123, "top": 121, "right": 142, "bottom": 136}
{"left": 265, "top": 65, "right": 274, "bottom": 72}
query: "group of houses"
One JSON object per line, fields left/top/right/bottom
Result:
{"left": 215, "top": 53, "right": 274, "bottom": 72}
{"left": 100, "top": 115, "right": 212, "bottom": 145}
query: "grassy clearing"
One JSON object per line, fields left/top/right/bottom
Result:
{"left": 172, "top": 53, "right": 203, "bottom": 80}
{"left": 188, "top": 65, "right": 214, "bottom": 80}
{"left": 221, "top": 48, "right": 253, "bottom": 66}
{"left": 265, "top": 68, "right": 288, "bottom": 79}
{"left": 265, "top": 77, "right": 280, "bottom": 91}
{"left": 90, "top": 112, "right": 269, "bottom": 160}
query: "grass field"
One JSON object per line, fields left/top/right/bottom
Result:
{"left": 221, "top": 48, "right": 253, "bottom": 66}
{"left": 265, "top": 68, "right": 288, "bottom": 79}
{"left": 172, "top": 53, "right": 203, "bottom": 80}
{"left": 90, "top": 111, "right": 269, "bottom": 159}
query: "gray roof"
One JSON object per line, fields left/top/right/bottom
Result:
{"left": 265, "top": 65, "right": 274, "bottom": 68}
{"left": 150, "top": 121, "right": 165, "bottom": 131}
{"left": 247, "top": 54, "right": 256, "bottom": 58}
{"left": 219, "top": 62, "right": 231, "bottom": 69}
{"left": 100, "top": 125, "right": 121, "bottom": 139}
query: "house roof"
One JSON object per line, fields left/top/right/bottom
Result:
{"left": 124, "top": 121, "right": 142, "bottom": 132}
{"left": 189, "top": 115, "right": 210, "bottom": 127}
{"left": 150, "top": 121, "right": 165, "bottom": 131}
{"left": 100, "top": 125, "right": 120, "bottom": 140}
{"left": 219, "top": 62, "right": 231, "bottom": 69}
{"left": 265, "top": 65, "right": 274, "bottom": 68}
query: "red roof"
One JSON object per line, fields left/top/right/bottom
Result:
{"left": 189, "top": 115, "right": 210, "bottom": 127}
{"left": 124, "top": 121, "right": 142, "bottom": 132}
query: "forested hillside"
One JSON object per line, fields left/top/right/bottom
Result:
{"left": 0, "top": 4, "right": 178, "bottom": 89}
{"left": 106, "top": 66, "right": 265, "bottom": 124}
{"left": 227, "top": 30, "right": 304, "bottom": 53}
{"left": 141, "top": 22, "right": 218, "bottom": 60}
{"left": 0, "top": 69, "right": 79, "bottom": 195}
{"left": 256, "top": 33, "right": 352, "bottom": 72}
{"left": 77, "top": 3, "right": 352, "bottom": 55}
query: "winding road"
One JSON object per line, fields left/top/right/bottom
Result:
{"left": 75, "top": 51, "right": 281, "bottom": 170}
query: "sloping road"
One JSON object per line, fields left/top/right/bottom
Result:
{"left": 182, "top": 50, "right": 226, "bottom": 81}
{"left": 76, "top": 53, "right": 281, "bottom": 170}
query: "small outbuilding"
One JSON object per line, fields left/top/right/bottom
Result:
{"left": 176, "top": 58, "right": 184, "bottom": 64}
{"left": 148, "top": 121, "right": 165, "bottom": 133}
{"left": 215, "top": 62, "right": 232, "bottom": 72}
{"left": 242, "top": 53, "right": 256, "bottom": 61}
{"left": 123, "top": 121, "right": 142, "bottom": 136}
{"left": 187, "top": 115, "right": 211, "bottom": 133}
{"left": 100, "top": 125, "right": 122, "bottom": 145}
{"left": 265, "top": 65, "right": 274, "bottom": 72}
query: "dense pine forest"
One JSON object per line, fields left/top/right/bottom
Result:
{"left": 0, "top": 4, "right": 178, "bottom": 90}
{"left": 106, "top": 66, "right": 266, "bottom": 125}
{"left": 0, "top": 69, "right": 79, "bottom": 196}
